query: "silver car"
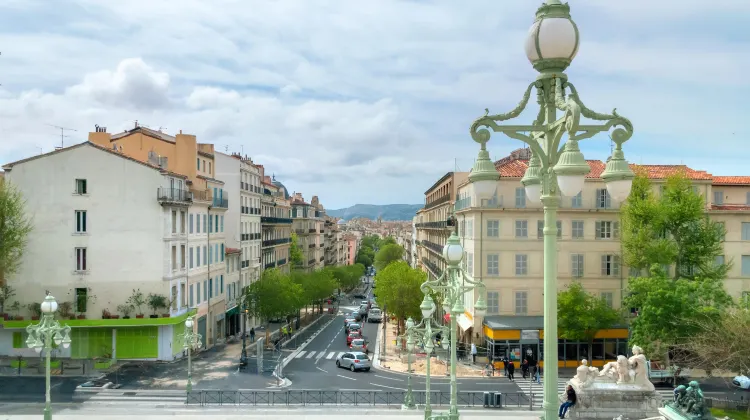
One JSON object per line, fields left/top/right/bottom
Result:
{"left": 336, "top": 351, "right": 371, "bottom": 372}
{"left": 349, "top": 338, "right": 369, "bottom": 353}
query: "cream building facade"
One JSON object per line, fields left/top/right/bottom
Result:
{"left": 260, "top": 171, "right": 291, "bottom": 274}
{"left": 291, "top": 193, "right": 325, "bottom": 272}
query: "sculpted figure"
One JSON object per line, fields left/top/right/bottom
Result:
{"left": 600, "top": 355, "right": 630, "bottom": 383}
{"left": 573, "top": 359, "right": 599, "bottom": 386}
{"left": 627, "top": 345, "right": 650, "bottom": 387}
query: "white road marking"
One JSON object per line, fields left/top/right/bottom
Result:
{"left": 337, "top": 375, "right": 357, "bottom": 381}
{"left": 373, "top": 374, "right": 401, "bottom": 381}
{"left": 295, "top": 351, "right": 307, "bottom": 359}
{"left": 369, "top": 383, "right": 406, "bottom": 391}
{"left": 316, "top": 367, "right": 328, "bottom": 373}
{"left": 326, "top": 352, "right": 335, "bottom": 359}
{"left": 305, "top": 351, "right": 316, "bottom": 359}
{"left": 337, "top": 352, "right": 345, "bottom": 358}
{"left": 316, "top": 352, "right": 325, "bottom": 359}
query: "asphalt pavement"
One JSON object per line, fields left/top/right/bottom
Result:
{"left": 0, "top": 376, "right": 81, "bottom": 403}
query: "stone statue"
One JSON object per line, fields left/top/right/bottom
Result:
{"left": 628, "top": 345, "right": 651, "bottom": 388}
{"left": 666, "top": 380, "right": 714, "bottom": 419}
{"left": 572, "top": 359, "right": 600, "bottom": 387}
{"left": 600, "top": 355, "right": 631, "bottom": 383}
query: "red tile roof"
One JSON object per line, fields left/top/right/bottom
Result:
{"left": 225, "top": 247, "right": 241, "bottom": 255}
{"left": 494, "top": 159, "right": 713, "bottom": 181}
{"left": 712, "top": 176, "right": 750, "bottom": 186}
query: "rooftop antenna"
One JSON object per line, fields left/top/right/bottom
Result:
{"left": 225, "top": 145, "right": 229, "bottom": 153}
{"left": 46, "top": 124, "right": 77, "bottom": 148}
{"left": 158, "top": 126, "right": 167, "bottom": 132}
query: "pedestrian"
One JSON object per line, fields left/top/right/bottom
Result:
{"left": 534, "top": 365, "right": 541, "bottom": 384}
{"left": 281, "top": 326, "right": 287, "bottom": 340}
{"left": 559, "top": 385, "right": 576, "bottom": 418}
{"left": 502, "top": 356, "right": 509, "bottom": 377}
{"left": 470, "top": 343, "right": 477, "bottom": 364}
{"left": 522, "top": 359, "right": 529, "bottom": 379}
{"left": 249, "top": 327, "right": 255, "bottom": 342}
{"left": 506, "top": 360, "right": 515, "bottom": 381}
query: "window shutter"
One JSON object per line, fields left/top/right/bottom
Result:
{"left": 601, "top": 255, "right": 607, "bottom": 275}
{"left": 613, "top": 255, "right": 621, "bottom": 276}
{"left": 595, "top": 221, "right": 602, "bottom": 239}
{"left": 613, "top": 221, "right": 620, "bottom": 238}
{"left": 537, "top": 220, "right": 544, "bottom": 239}
{"left": 605, "top": 190, "right": 611, "bottom": 208}
{"left": 595, "top": 189, "right": 603, "bottom": 208}
{"left": 557, "top": 220, "right": 562, "bottom": 238}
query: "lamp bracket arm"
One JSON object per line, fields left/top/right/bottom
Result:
{"left": 566, "top": 82, "right": 633, "bottom": 145}
{"left": 469, "top": 82, "right": 536, "bottom": 146}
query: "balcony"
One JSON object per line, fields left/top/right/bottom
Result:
{"left": 421, "top": 257, "right": 444, "bottom": 278}
{"left": 295, "top": 229, "right": 309, "bottom": 235}
{"left": 277, "top": 258, "right": 287, "bottom": 266}
{"left": 212, "top": 197, "right": 229, "bottom": 209}
{"left": 319, "top": 256, "right": 324, "bottom": 262}
{"left": 264, "top": 262, "right": 276, "bottom": 270}
{"left": 191, "top": 188, "right": 211, "bottom": 202}
{"left": 241, "top": 233, "right": 259, "bottom": 241}
{"left": 262, "top": 238, "right": 290, "bottom": 247}
{"left": 319, "top": 229, "right": 324, "bottom": 233}
{"left": 308, "top": 244, "right": 315, "bottom": 249}
{"left": 424, "top": 194, "right": 450, "bottom": 210}
{"left": 157, "top": 188, "right": 192, "bottom": 206}
{"left": 308, "top": 228, "right": 316, "bottom": 233}
{"left": 415, "top": 221, "right": 448, "bottom": 229}
{"left": 319, "top": 243, "right": 324, "bottom": 248}
{"left": 307, "top": 259, "right": 315, "bottom": 265}
{"left": 261, "top": 216, "right": 292, "bottom": 224}
{"left": 422, "top": 240, "right": 444, "bottom": 255}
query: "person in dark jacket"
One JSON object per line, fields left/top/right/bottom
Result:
{"left": 559, "top": 385, "right": 576, "bottom": 418}
{"left": 506, "top": 360, "right": 515, "bottom": 381}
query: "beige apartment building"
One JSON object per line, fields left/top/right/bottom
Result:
{"left": 260, "top": 171, "right": 291, "bottom": 274}
{"left": 417, "top": 148, "right": 750, "bottom": 366}
{"left": 323, "top": 218, "right": 348, "bottom": 266}
{"left": 291, "top": 194, "right": 325, "bottom": 272}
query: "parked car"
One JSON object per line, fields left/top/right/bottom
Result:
{"left": 336, "top": 351, "right": 371, "bottom": 372}
{"left": 353, "top": 293, "right": 367, "bottom": 300}
{"left": 346, "top": 331, "right": 361, "bottom": 345}
{"left": 367, "top": 308, "right": 383, "bottom": 323}
{"left": 733, "top": 375, "right": 750, "bottom": 390}
{"left": 350, "top": 338, "right": 368, "bottom": 353}
{"left": 647, "top": 360, "right": 691, "bottom": 386}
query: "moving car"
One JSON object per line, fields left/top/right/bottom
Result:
{"left": 344, "top": 317, "right": 356, "bottom": 326}
{"left": 347, "top": 323, "right": 362, "bottom": 335}
{"left": 733, "top": 375, "right": 750, "bottom": 390}
{"left": 350, "top": 338, "right": 368, "bottom": 353}
{"left": 346, "top": 331, "right": 361, "bottom": 345}
{"left": 367, "top": 308, "right": 383, "bottom": 323}
{"left": 336, "top": 351, "right": 371, "bottom": 372}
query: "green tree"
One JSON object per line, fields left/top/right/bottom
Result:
{"left": 621, "top": 170, "right": 728, "bottom": 280}
{"left": 289, "top": 232, "right": 305, "bottom": 269}
{"left": 244, "top": 269, "right": 303, "bottom": 324}
{"left": 374, "top": 243, "right": 404, "bottom": 271}
{"left": 381, "top": 236, "right": 397, "bottom": 246}
{"left": 623, "top": 265, "right": 732, "bottom": 360}
{"left": 355, "top": 245, "right": 375, "bottom": 267}
{"left": 374, "top": 261, "right": 425, "bottom": 331}
{"left": 558, "top": 282, "right": 621, "bottom": 358}
{"left": 0, "top": 182, "right": 33, "bottom": 286}
{"left": 361, "top": 235, "right": 381, "bottom": 250}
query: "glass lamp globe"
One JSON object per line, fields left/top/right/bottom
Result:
{"left": 606, "top": 179, "right": 633, "bottom": 202}
{"left": 523, "top": 0, "right": 580, "bottom": 73}
{"left": 405, "top": 317, "right": 415, "bottom": 330}
{"left": 61, "top": 335, "right": 71, "bottom": 349}
{"left": 556, "top": 174, "right": 585, "bottom": 197}
{"left": 26, "top": 334, "right": 36, "bottom": 349}
{"left": 425, "top": 340, "right": 434, "bottom": 355}
{"left": 406, "top": 336, "right": 415, "bottom": 352}
{"left": 442, "top": 234, "right": 463, "bottom": 266}
{"left": 35, "top": 344, "right": 43, "bottom": 354}
{"left": 53, "top": 333, "right": 62, "bottom": 346}
{"left": 41, "top": 295, "right": 58, "bottom": 314}
{"left": 420, "top": 296, "right": 435, "bottom": 319}
{"left": 441, "top": 339, "right": 449, "bottom": 351}
{"left": 525, "top": 183, "right": 542, "bottom": 202}
{"left": 472, "top": 179, "right": 497, "bottom": 202}
{"left": 185, "top": 317, "right": 194, "bottom": 329}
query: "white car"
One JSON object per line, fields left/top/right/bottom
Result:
{"left": 732, "top": 375, "right": 750, "bottom": 390}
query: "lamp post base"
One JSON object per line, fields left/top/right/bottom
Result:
{"left": 401, "top": 403, "right": 417, "bottom": 410}
{"left": 44, "top": 406, "right": 52, "bottom": 420}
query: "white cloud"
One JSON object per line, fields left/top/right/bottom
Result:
{"left": 0, "top": 0, "right": 748, "bottom": 208}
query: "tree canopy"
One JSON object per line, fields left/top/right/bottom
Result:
{"left": 0, "top": 182, "right": 32, "bottom": 285}
{"left": 374, "top": 243, "right": 405, "bottom": 271}
{"left": 361, "top": 235, "right": 382, "bottom": 250}
{"left": 373, "top": 261, "right": 425, "bottom": 324}
{"left": 558, "top": 282, "right": 621, "bottom": 357}
{"left": 381, "top": 236, "right": 397, "bottom": 246}
{"left": 289, "top": 232, "right": 304, "bottom": 268}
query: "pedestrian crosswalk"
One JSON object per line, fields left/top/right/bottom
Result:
{"left": 513, "top": 377, "right": 676, "bottom": 406}
{"left": 75, "top": 389, "right": 188, "bottom": 406}
{"left": 293, "top": 350, "right": 345, "bottom": 360}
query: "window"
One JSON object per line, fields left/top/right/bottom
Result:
{"left": 571, "top": 254, "right": 584, "bottom": 278}
{"left": 75, "top": 247, "right": 87, "bottom": 271}
{"left": 742, "top": 256, "right": 750, "bottom": 277}
{"left": 742, "top": 223, "right": 750, "bottom": 240}
{"left": 220, "top": 275, "right": 224, "bottom": 294}
{"left": 572, "top": 220, "right": 584, "bottom": 238}
{"left": 75, "top": 179, "right": 87, "bottom": 194}
{"left": 515, "top": 254, "right": 528, "bottom": 275}
{"left": 600, "top": 292, "right": 614, "bottom": 308}
{"left": 196, "top": 247, "right": 201, "bottom": 266}
{"left": 209, "top": 278, "right": 213, "bottom": 298}
{"left": 487, "top": 254, "right": 499, "bottom": 276}
{"left": 180, "top": 211, "right": 186, "bottom": 233}
{"left": 189, "top": 247, "right": 194, "bottom": 268}
{"left": 715, "top": 255, "right": 725, "bottom": 266}
{"left": 196, "top": 282, "right": 201, "bottom": 303}
{"left": 713, "top": 190, "right": 723, "bottom": 205}
{"left": 208, "top": 161, "right": 212, "bottom": 175}
{"left": 189, "top": 214, "right": 194, "bottom": 234}
{"left": 514, "top": 291, "right": 528, "bottom": 315}
{"left": 595, "top": 221, "right": 619, "bottom": 239}
{"left": 596, "top": 189, "right": 611, "bottom": 209}
{"left": 717, "top": 221, "right": 726, "bottom": 241}
{"left": 467, "top": 253, "right": 474, "bottom": 275}
{"left": 571, "top": 192, "right": 582, "bottom": 208}
{"left": 209, "top": 214, "right": 213, "bottom": 233}
{"left": 75, "top": 210, "right": 87, "bottom": 233}
{"left": 203, "top": 214, "right": 207, "bottom": 233}
{"left": 747, "top": 192, "right": 750, "bottom": 205}
{"left": 215, "top": 215, "right": 219, "bottom": 232}
{"left": 221, "top": 216, "right": 224, "bottom": 232}
{"left": 466, "top": 220, "right": 473, "bottom": 239}
{"left": 486, "top": 220, "right": 499, "bottom": 237}
{"left": 536, "top": 220, "right": 562, "bottom": 238}
{"left": 487, "top": 292, "right": 499, "bottom": 314}
{"left": 601, "top": 254, "right": 621, "bottom": 276}
{"left": 180, "top": 245, "right": 186, "bottom": 269}
{"left": 190, "top": 284, "right": 194, "bottom": 307}
{"left": 75, "top": 288, "right": 88, "bottom": 312}
{"left": 221, "top": 244, "right": 225, "bottom": 261}
{"left": 172, "top": 245, "right": 177, "bottom": 270}
{"left": 515, "top": 187, "right": 526, "bottom": 208}
{"left": 172, "top": 211, "right": 177, "bottom": 233}
{"left": 204, "top": 280, "right": 208, "bottom": 300}
{"left": 515, "top": 220, "right": 528, "bottom": 238}
{"left": 197, "top": 157, "right": 200, "bottom": 170}
{"left": 203, "top": 245, "right": 207, "bottom": 265}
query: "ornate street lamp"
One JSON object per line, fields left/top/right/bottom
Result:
{"left": 401, "top": 317, "right": 417, "bottom": 410}
{"left": 468, "top": 1, "right": 634, "bottom": 418}
{"left": 418, "top": 233, "right": 486, "bottom": 420}
{"left": 25, "top": 293, "right": 72, "bottom": 420}
{"left": 403, "top": 315, "right": 450, "bottom": 420}
{"left": 182, "top": 315, "right": 202, "bottom": 392}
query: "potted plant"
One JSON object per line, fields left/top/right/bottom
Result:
{"left": 11, "top": 355, "right": 27, "bottom": 369}
{"left": 102, "top": 309, "right": 112, "bottom": 319}
{"left": 50, "top": 349, "right": 61, "bottom": 369}
{"left": 9, "top": 301, "right": 22, "bottom": 320}
{"left": 28, "top": 302, "right": 41, "bottom": 320}
{"left": 117, "top": 304, "right": 132, "bottom": 319}
{"left": 147, "top": 293, "right": 167, "bottom": 319}
{"left": 162, "top": 296, "right": 176, "bottom": 317}
{"left": 127, "top": 289, "right": 146, "bottom": 319}
{"left": 57, "top": 302, "right": 74, "bottom": 320}
{"left": 74, "top": 288, "right": 96, "bottom": 319}
{"left": 0, "top": 285, "right": 16, "bottom": 320}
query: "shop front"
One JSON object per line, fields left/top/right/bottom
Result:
{"left": 483, "top": 315, "right": 629, "bottom": 369}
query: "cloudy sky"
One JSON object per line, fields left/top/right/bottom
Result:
{"left": 0, "top": 0, "right": 748, "bottom": 209}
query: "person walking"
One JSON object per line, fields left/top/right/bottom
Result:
{"left": 470, "top": 343, "right": 477, "bottom": 364}
{"left": 249, "top": 327, "right": 255, "bottom": 342}
{"left": 522, "top": 359, "right": 529, "bottom": 379}
{"left": 559, "top": 385, "right": 576, "bottom": 418}
{"left": 502, "top": 355, "right": 509, "bottom": 377}
{"left": 506, "top": 360, "right": 515, "bottom": 381}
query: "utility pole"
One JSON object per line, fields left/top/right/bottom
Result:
{"left": 46, "top": 124, "right": 77, "bottom": 148}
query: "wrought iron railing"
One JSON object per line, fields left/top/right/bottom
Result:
{"left": 422, "top": 240, "right": 443, "bottom": 255}
{"left": 157, "top": 187, "right": 192, "bottom": 204}
{"left": 424, "top": 194, "right": 451, "bottom": 210}
{"left": 261, "top": 216, "right": 292, "bottom": 224}
{"left": 422, "top": 257, "right": 444, "bottom": 278}
{"left": 212, "top": 197, "right": 229, "bottom": 208}
{"left": 262, "top": 238, "right": 290, "bottom": 247}
{"left": 415, "top": 221, "right": 448, "bottom": 229}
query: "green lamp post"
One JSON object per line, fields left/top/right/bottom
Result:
{"left": 403, "top": 315, "right": 450, "bottom": 419}
{"left": 468, "top": 1, "right": 635, "bottom": 418}
{"left": 400, "top": 317, "right": 418, "bottom": 410}
{"left": 25, "top": 293, "right": 72, "bottom": 420}
{"left": 181, "top": 315, "right": 202, "bottom": 392}
{"left": 418, "top": 233, "right": 486, "bottom": 420}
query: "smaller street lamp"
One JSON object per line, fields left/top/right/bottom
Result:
{"left": 401, "top": 317, "right": 417, "bottom": 410}
{"left": 240, "top": 306, "right": 249, "bottom": 367}
{"left": 181, "top": 315, "right": 202, "bottom": 392}
{"left": 26, "top": 294, "right": 72, "bottom": 420}
{"left": 403, "top": 314, "right": 450, "bottom": 420}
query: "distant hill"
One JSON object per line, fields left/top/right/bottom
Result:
{"left": 327, "top": 204, "right": 422, "bottom": 221}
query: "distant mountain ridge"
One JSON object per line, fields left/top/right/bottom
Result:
{"left": 326, "top": 204, "right": 421, "bottom": 221}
